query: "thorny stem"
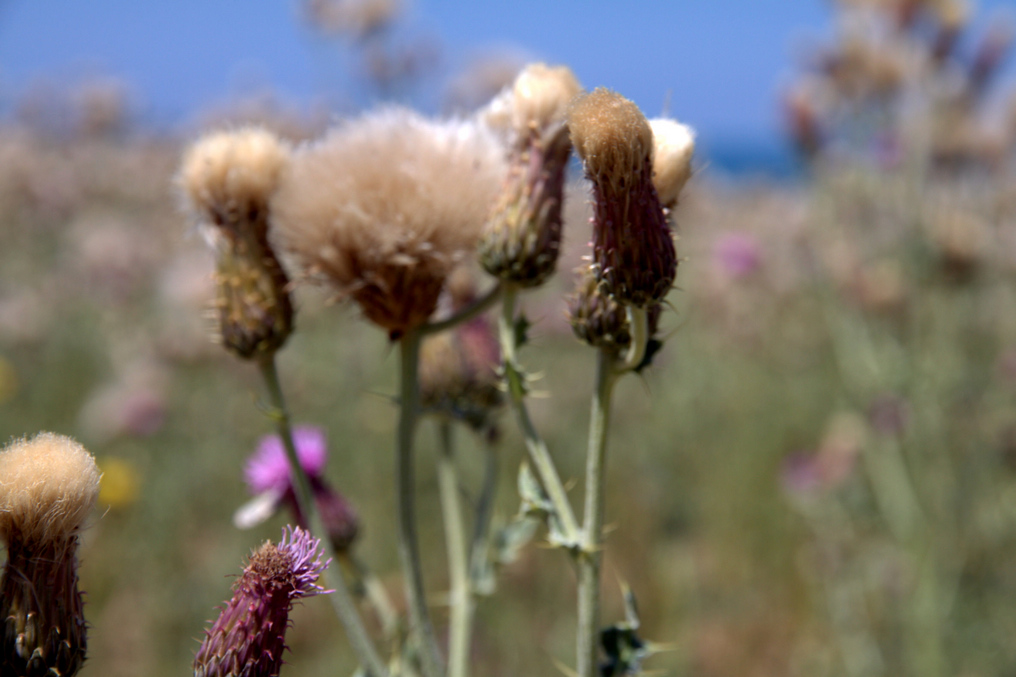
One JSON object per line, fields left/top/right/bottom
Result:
{"left": 498, "top": 284, "right": 581, "bottom": 546}
{"left": 397, "top": 330, "right": 445, "bottom": 677}
{"left": 437, "top": 421, "right": 473, "bottom": 677}
{"left": 256, "top": 354, "right": 389, "bottom": 677}
{"left": 577, "top": 348, "right": 618, "bottom": 677}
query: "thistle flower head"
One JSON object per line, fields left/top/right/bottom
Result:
{"left": 0, "top": 432, "right": 100, "bottom": 545}
{"left": 569, "top": 88, "right": 654, "bottom": 195}
{"left": 420, "top": 315, "right": 502, "bottom": 433}
{"left": 178, "top": 127, "right": 295, "bottom": 359}
{"left": 236, "top": 427, "right": 360, "bottom": 552}
{"left": 179, "top": 128, "right": 289, "bottom": 234}
{"left": 0, "top": 432, "right": 100, "bottom": 677}
{"left": 194, "top": 527, "right": 331, "bottom": 677}
{"left": 505, "top": 63, "right": 582, "bottom": 138}
{"left": 569, "top": 89, "right": 677, "bottom": 308}
{"left": 244, "top": 426, "right": 327, "bottom": 495}
{"left": 648, "top": 118, "right": 695, "bottom": 210}
{"left": 272, "top": 108, "right": 506, "bottom": 338}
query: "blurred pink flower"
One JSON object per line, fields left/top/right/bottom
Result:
{"left": 244, "top": 426, "right": 327, "bottom": 495}
{"left": 713, "top": 232, "right": 762, "bottom": 279}
{"left": 237, "top": 426, "right": 359, "bottom": 552}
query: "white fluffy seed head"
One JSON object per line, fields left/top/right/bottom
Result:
{"left": 649, "top": 118, "right": 696, "bottom": 208}
{"left": 0, "top": 432, "right": 101, "bottom": 544}
{"left": 178, "top": 127, "right": 290, "bottom": 227}
{"left": 272, "top": 108, "right": 507, "bottom": 334}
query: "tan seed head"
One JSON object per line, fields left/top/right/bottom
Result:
{"left": 568, "top": 88, "right": 654, "bottom": 193}
{"left": 0, "top": 432, "right": 101, "bottom": 544}
{"left": 179, "top": 127, "right": 290, "bottom": 229}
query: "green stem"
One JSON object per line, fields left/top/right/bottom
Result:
{"left": 256, "top": 355, "right": 389, "bottom": 677}
{"left": 470, "top": 436, "right": 498, "bottom": 583}
{"left": 422, "top": 283, "right": 502, "bottom": 336}
{"left": 340, "top": 553, "right": 400, "bottom": 640}
{"left": 396, "top": 331, "right": 445, "bottom": 677}
{"left": 498, "top": 285, "right": 581, "bottom": 546}
{"left": 437, "top": 421, "right": 472, "bottom": 677}
{"left": 623, "top": 306, "right": 648, "bottom": 371}
{"left": 576, "top": 348, "right": 618, "bottom": 677}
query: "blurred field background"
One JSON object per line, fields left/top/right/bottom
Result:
{"left": 3, "top": 1, "right": 1016, "bottom": 676}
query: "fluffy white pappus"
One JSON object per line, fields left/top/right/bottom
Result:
{"left": 271, "top": 107, "right": 508, "bottom": 333}
{"left": 177, "top": 126, "right": 290, "bottom": 228}
{"left": 0, "top": 432, "right": 101, "bottom": 544}
{"left": 649, "top": 118, "right": 696, "bottom": 208}
{"left": 481, "top": 63, "right": 582, "bottom": 141}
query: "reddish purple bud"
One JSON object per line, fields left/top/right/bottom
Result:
{"left": 193, "top": 527, "right": 331, "bottom": 677}
{"left": 568, "top": 88, "right": 677, "bottom": 308}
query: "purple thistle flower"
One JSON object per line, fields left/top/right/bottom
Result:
{"left": 193, "top": 527, "right": 331, "bottom": 677}
{"left": 245, "top": 426, "right": 327, "bottom": 494}
{"left": 235, "top": 427, "right": 360, "bottom": 552}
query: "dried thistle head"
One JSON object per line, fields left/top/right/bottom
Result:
{"left": 0, "top": 432, "right": 101, "bottom": 677}
{"left": 178, "top": 127, "right": 294, "bottom": 359}
{"left": 505, "top": 63, "right": 582, "bottom": 139}
{"left": 179, "top": 127, "right": 289, "bottom": 237}
{"left": 193, "top": 527, "right": 331, "bottom": 677}
{"left": 419, "top": 317, "right": 502, "bottom": 432}
{"left": 569, "top": 88, "right": 676, "bottom": 308}
{"left": 648, "top": 118, "right": 695, "bottom": 211}
{"left": 272, "top": 108, "right": 506, "bottom": 338}
{"left": 0, "top": 432, "right": 100, "bottom": 545}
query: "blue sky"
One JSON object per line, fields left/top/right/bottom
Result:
{"left": 0, "top": 0, "right": 1013, "bottom": 156}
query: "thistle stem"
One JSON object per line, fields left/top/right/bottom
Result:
{"left": 256, "top": 354, "right": 389, "bottom": 677}
{"left": 396, "top": 330, "right": 445, "bottom": 677}
{"left": 576, "top": 348, "right": 618, "bottom": 677}
{"left": 623, "top": 306, "right": 648, "bottom": 370}
{"left": 470, "top": 436, "right": 499, "bottom": 582}
{"left": 423, "top": 283, "right": 502, "bottom": 336}
{"left": 498, "top": 285, "right": 581, "bottom": 546}
{"left": 339, "top": 552, "right": 400, "bottom": 639}
{"left": 437, "top": 421, "right": 473, "bottom": 677}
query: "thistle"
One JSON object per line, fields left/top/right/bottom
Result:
{"left": 178, "top": 127, "right": 294, "bottom": 359}
{"left": 0, "top": 432, "right": 101, "bottom": 677}
{"left": 193, "top": 527, "right": 331, "bottom": 677}
{"left": 235, "top": 427, "right": 360, "bottom": 552}
{"left": 479, "top": 63, "right": 582, "bottom": 287}
{"left": 419, "top": 287, "right": 503, "bottom": 434}
{"left": 568, "top": 88, "right": 677, "bottom": 308}
{"left": 567, "top": 267, "right": 661, "bottom": 361}
{"left": 272, "top": 108, "right": 505, "bottom": 339}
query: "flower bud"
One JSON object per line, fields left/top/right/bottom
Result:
{"left": 567, "top": 267, "right": 660, "bottom": 356}
{"left": 178, "top": 127, "right": 294, "bottom": 359}
{"left": 193, "top": 527, "right": 331, "bottom": 677}
{"left": 0, "top": 432, "right": 101, "bottom": 677}
{"left": 479, "top": 64, "right": 581, "bottom": 288}
{"left": 569, "top": 88, "right": 677, "bottom": 308}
